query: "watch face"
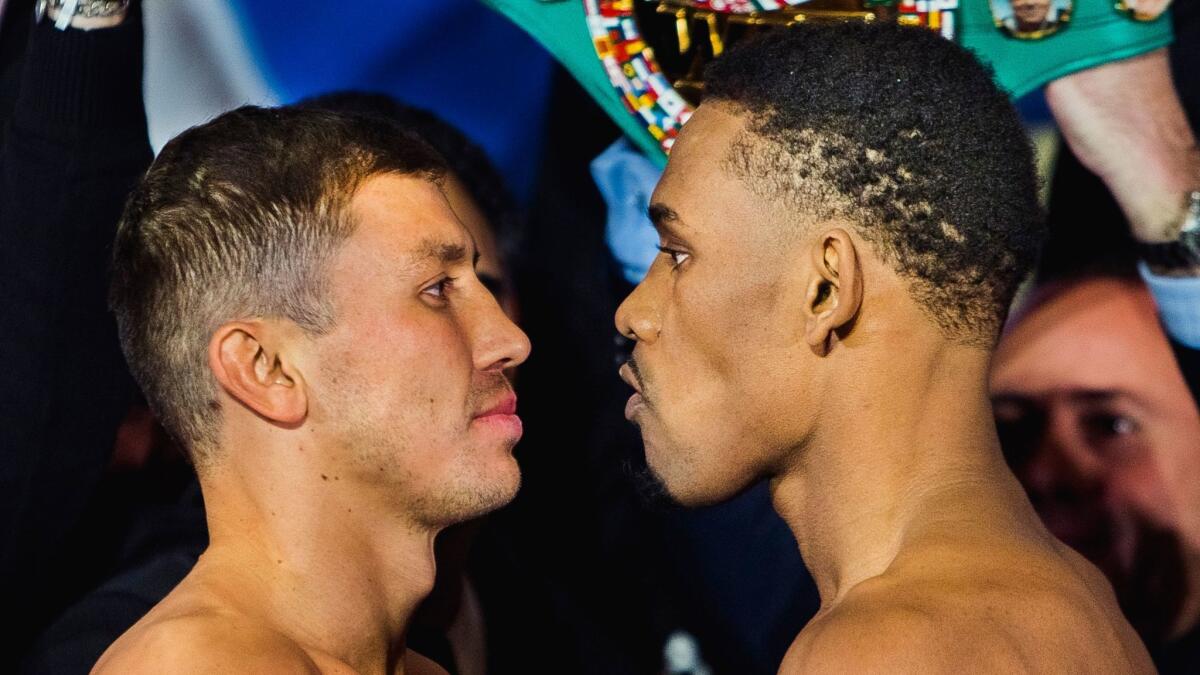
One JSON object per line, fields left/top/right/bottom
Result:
{"left": 989, "top": 0, "right": 1072, "bottom": 40}
{"left": 585, "top": 0, "right": 958, "bottom": 153}
{"left": 1183, "top": 226, "right": 1200, "bottom": 262}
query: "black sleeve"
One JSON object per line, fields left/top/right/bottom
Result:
{"left": 0, "top": 8, "right": 152, "bottom": 658}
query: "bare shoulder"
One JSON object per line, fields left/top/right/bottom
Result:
{"left": 781, "top": 596, "right": 970, "bottom": 674}
{"left": 92, "top": 610, "right": 319, "bottom": 674}
{"left": 406, "top": 650, "right": 450, "bottom": 675}
{"left": 780, "top": 546, "right": 1154, "bottom": 675}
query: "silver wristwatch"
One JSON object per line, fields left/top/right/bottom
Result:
{"left": 1138, "top": 191, "right": 1200, "bottom": 274}
{"left": 35, "top": 0, "right": 130, "bottom": 30}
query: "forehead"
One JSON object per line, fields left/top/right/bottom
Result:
{"left": 657, "top": 103, "right": 746, "bottom": 198}
{"left": 344, "top": 172, "right": 471, "bottom": 271}
{"left": 653, "top": 103, "right": 781, "bottom": 240}
{"left": 992, "top": 279, "right": 1180, "bottom": 396}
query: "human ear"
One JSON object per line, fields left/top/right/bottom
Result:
{"left": 803, "top": 228, "right": 863, "bottom": 356}
{"left": 208, "top": 320, "right": 307, "bottom": 426}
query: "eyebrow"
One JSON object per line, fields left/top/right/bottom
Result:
{"left": 993, "top": 388, "right": 1144, "bottom": 410}
{"left": 413, "top": 238, "right": 472, "bottom": 266}
{"left": 647, "top": 202, "right": 684, "bottom": 236}
{"left": 1066, "top": 389, "right": 1149, "bottom": 409}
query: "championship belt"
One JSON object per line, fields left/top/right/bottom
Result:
{"left": 483, "top": 0, "right": 1173, "bottom": 163}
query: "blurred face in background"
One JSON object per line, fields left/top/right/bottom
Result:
{"left": 990, "top": 277, "right": 1200, "bottom": 642}
{"left": 442, "top": 175, "right": 516, "bottom": 322}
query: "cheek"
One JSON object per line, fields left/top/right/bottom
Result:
{"left": 664, "top": 271, "right": 786, "bottom": 379}
{"left": 325, "top": 311, "right": 475, "bottom": 417}
{"left": 1112, "top": 447, "right": 1192, "bottom": 532}
{"left": 652, "top": 275, "right": 798, "bottom": 450}
{"left": 1141, "top": 428, "right": 1200, "bottom": 542}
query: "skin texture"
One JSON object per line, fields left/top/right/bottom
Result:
{"left": 992, "top": 277, "right": 1200, "bottom": 642}
{"left": 1047, "top": 47, "right": 1200, "bottom": 251}
{"left": 93, "top": 174, "right": 530, "bottom": 674}
{"left": 414, "top": 173, "right": 513, "bottom": 675}
{"left": 615, "top": 102, "right": 1154, "bottom": 673}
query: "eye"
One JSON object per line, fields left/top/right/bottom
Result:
{"left": 656, "top": 245, "right": 690, "bottom": 268}
{"left": 1082, "top": 413, "right": 1139, "bottom": 439}
{"left": 422, "top": 276, "right": 455, "bottom": 302}
{"left": 1080, "top": 410, "right": 1144, "bottom": 462}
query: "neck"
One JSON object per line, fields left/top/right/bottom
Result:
{"left": 770, "top": 340, "right": 1039, "bottom": 608}
{"left": 196, "top": 441, "right": 438, "bottom": 674}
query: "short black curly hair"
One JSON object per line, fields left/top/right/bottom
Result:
{"left": 704, "top": 22, "right": 1044, "bottom": 345}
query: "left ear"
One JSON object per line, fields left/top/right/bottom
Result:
{"left": 208, "top": 320, "right": 309, "bottom": 428}
{"left": 802, "top": 227, "right": 863, "bottom": 356}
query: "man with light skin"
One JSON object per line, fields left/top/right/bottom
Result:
{"left": 616, "top": 23, "right": 1153, "bottom": 673}
{"left": 94, "top": 106, "right": 529, "bottom": 673}
{"left": 992, "top": 273, "right": 1200, "bottom": 663}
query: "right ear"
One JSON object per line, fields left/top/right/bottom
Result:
{"left": 208, "top": 320, "right": 307, "bottom": 427}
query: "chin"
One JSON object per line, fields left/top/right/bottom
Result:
{"left": 418, "top": 459, "right": 521, "bottom": 527}
{"left": 467, "top": 459, "right": 522, "bottom": 514}
{"left": 643, "top": 442, "right": 747, "bottom": 509}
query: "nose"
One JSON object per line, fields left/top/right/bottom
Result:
{"left": 614, "top": 266, "right": 664, "bottom": 345}
{"left": 472, "top": 290, "right": 531, "bottom": 373}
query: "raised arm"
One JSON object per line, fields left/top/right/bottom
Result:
{"left": 0, "top": 0, "right": 151, "bottom": 659}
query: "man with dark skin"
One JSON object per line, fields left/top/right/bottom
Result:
{"left": 616, "top": 23, "right": 1153, "bottom": 673}
{"left": 93, "top": 107, "right": 530, "bottom": 673}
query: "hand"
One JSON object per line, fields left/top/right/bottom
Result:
{"left": 1046, "top": 48, "right": 1200, "bottom": 243}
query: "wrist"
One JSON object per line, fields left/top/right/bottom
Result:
{"left": 1106, "top": 154, "right": 1200, "bottom": 242}
{"left": 1138, "top": 191, "right": 1200, "bottom": 277}
{"left": 38, "top": 0, "right": 129, "bottom": 30}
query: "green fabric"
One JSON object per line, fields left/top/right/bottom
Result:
{"left": 479, "top": 0, "right": 668, "bottom": 164}
{"left": 481, "top": 0, "right": 1174, "bottom": 165}
{"left": 958, "top": 0, "right": 1173, "bottom": 98}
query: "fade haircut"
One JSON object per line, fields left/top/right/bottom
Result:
{"left": 705, "top": 22, "right": 1044, "bottom": 345}
{"left": 296, "top": 91, "right": 522, "bottom": 266}
{"left": 110, "top": 106, "right": 447, "bottom": 466}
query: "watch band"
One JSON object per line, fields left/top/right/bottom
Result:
{"left": 1138, "top": 191, "right": 1200, "bottom": 272}
{"left": 35, "top": 0, "right": 129, "bottom": 30}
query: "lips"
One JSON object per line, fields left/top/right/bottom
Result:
{"left": 476, "top": 393, "right": 517, "bottom": 418}
{"left": 473, "top": 392, "right": 522, "bottom": 439}
{"left": 618, "top": 362, "right": 643, "bottom": 395}
{"left": 619, "top": 362, "right": 647, "bottom": 421}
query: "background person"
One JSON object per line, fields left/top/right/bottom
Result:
{"left": 992, "top": 266, "right": 1200, "bottom": 673}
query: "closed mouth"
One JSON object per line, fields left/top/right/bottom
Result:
{"left": 476, "top": 393, "right": 517, "bottom": 418}
{"left": 619, "top": 361, "right": 644, "bottom": 396}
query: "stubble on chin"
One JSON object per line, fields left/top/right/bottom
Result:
{"left": 624, "top": 456, "right": 683, "bottom": 512}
